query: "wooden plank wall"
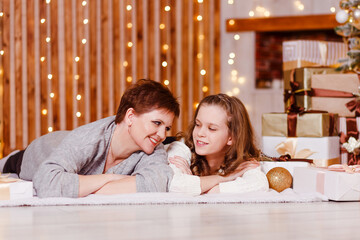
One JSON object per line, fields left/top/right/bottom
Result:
{"left": 0, "top": 0, "right": 220, "bottom": 156}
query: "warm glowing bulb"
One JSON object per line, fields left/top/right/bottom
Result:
{"left": 232, "top": 88, "right": 240, "bottom": 95}
{"left": 163, "top": 44, "right": 169, "bottom": 51}
{"left": 82, "top": 1, "right": 87, "bottom": 6}
{"left": 228, "top": 59, "right": 234, "bottom": 65}
{"left": 264, "top": 11, "right": 270, "bottom": 17}
{"left": 164, "top": 80, "right": 170, "bottom": 85}
{"left": 76, "top": 94, "right": 82, "bottom": 100}
{"left": 83, "top": 19, "right": 88, "bottom": 24}
{"left": 194, "top": 102, "right": 199, "bottom": 109}
{"left": 227, "top": 0, "right": 234, "bottom": 4}
{"left": 123, "top": 61, "right": 128, "bottom": 67}
{"left": 50, "top": 92, "right": 55, "bottom": 98}
{"left": 46, "top": 0, "right": 51, "bottom": 4}
{"left": 199, "top": 34, "right": 204, "bottom": 40}
{"left": 159, "top": 23, "right": 165, "bottom": 29}
{"left": 75, "top": 56, "right": 80, "bottom": 62}
{"left": 234, "top": 34, "right": 240, "bottom": 40}
{"left": 164, "top": 6, "right": 171, "bottom": 11}
{"left": 0, "top": 12, "right": 3, "bottom": 17}
{"left": 197, "top": 53, "right": 203, "bottom": 59}
{"left": 48, "top": 127, "right": 53, "bottom": 132}
{"left": 74, "top": 74, "right": 80, "bottom": 80}
{"left": 330, "top": 7, "right": 335, "bottom": 13}
{"left": 197, "top": 15, "right": 203, "bottom": 21}
{"left": 226, "top": 91, "right": 233, "bottom": 96}
{"left": 40, "top": 18, "right": 46, "bottom": 23}
{"left": 76, "top": 112, "right": 81, "bottom": 117}
{"left": 202, "top": 86, "right": 208, "bottom": 92}
{"left": 127, "top": 42, "right": 133, "bottom": 47}
{"left": 127, "top": 23, "right": 132, "bottom": 28}
{"left": 200, "top": 69, "right": 206, "bottom": 75}
{"left": 249, "top": 11, "right": 254, "bottom": 17}
{"left": 231, "top": 70, "right": 238, "bottom": 75}
{"left": 0, "top": 50, "right": 4, "bottom": 55}
{"left": 46, "top": 37, "right": 51, "bottom": 42}
{"left": 238, "top": 77, "right": 245, "bottom": 84}
{"left": 198, "top": 0, "right": 203, "bottom": 3}
{"left": 127, "top": 76, "right": 132, "bottom": 82}
{"left": 48, "top": 74, "right": 53, "bottom": 79}
{"left": 228, "top": 19, "right": 235, "bottom": 25}
{"left": 42, "top": 109, "right": 48, "bottom": 115}
{"left": 229, "top": 52, "right": 235, "bottom": 58}
{"left": 82, "top": 39, "right": 87, "bottom": 44}
{"left": 40, "top": 56, "right": 45, "bottom": 62}
{"left": 162, "top": 61, "right": 168, "bottom": 67}
{"left": 126, "top": 5, "right": 132, "bottom": 11}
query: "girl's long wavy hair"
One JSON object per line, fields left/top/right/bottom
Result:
{"left": 185, "top": 94, "right": 260, "bottom": 176}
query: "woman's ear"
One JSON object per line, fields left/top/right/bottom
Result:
{"left": 227, "top": 136, "right": 233, "bottom": 146}
{"left": 125, "top": 108, "right": 136, "bottom": 127}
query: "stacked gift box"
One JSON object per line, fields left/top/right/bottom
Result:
{"left": 260, "top": 39, "right": 360, "bottom": 201}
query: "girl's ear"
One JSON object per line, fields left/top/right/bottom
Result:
{"left": 227, "top": 136, "right": 233, "bottom": 146}
{"left": 125, "top": 108, "right": 136, "bottom": 127}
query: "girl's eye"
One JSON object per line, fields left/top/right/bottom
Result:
{"left": 209, "top": 128, "right": 216, "bottom": 131}
{"left": 153, "top": 121, "right": 161, "bottom": 126}
{"left": 165, "top": 127, "right": 171, "bottom": 132}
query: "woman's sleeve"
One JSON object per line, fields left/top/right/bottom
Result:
{"left": 219, "top": 166, "right": 269, "bottom": 193}
{"left": 165, "top": 141, "right": 202, "bottom": 196}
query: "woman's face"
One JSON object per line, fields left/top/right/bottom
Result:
{"left": 129, "top": 108, "right": 175, "bottom": 154}
{"left": 192, "top": 104, "right": 232, "bottom": 160}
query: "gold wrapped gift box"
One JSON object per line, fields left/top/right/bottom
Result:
{"left": 284, "top": 67, "right": 359, "bottom": 117}
{"left": 262, "top": 112, "right": 338, "bottom": 137}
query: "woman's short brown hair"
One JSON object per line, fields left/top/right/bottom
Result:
{"left": 115, "top": 79, "right": 180, "bottom": 123}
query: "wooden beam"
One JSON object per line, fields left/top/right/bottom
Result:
{"left": 226, "top": 14, "right": 337, "bottom": 32}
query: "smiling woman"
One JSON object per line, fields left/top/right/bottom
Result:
{"left": 0, "top": 79, "right": 180, "bottom": 198}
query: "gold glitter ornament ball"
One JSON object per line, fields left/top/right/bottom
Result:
{"left": 266, "top": 167, "right": 293, "bottom": 192}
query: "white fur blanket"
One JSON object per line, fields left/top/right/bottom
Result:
{"left": 0, "top": 189, "right": 327, "bottom": 207}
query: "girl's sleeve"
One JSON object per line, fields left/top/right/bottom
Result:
{"left": 219, "top": 166, "right": 269, "bottom": 193}
{"left": 165, "top": 141, "right": 202, "bottom": 196}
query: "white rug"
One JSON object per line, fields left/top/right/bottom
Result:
{"left": 0, "top": 189, "right": 327, "bottom": 207}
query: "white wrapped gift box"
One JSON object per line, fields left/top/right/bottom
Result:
{"left": 293, "top": 167, "right": 360, "bottom": 201}
{"left": 260, "top": 161, "right": 310, "bottom": 176}
{"left": 0, "top": 180, "right": 33, "bottom": 200}
{"left": 262, "top": 136, "right": 340, "bottom": 167}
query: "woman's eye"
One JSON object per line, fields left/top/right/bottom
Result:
{"left": 153, "top": 121, "right": 161, "bottom": 126}
{"left": 209, "top": 128, "right": 216, "bottom": 131}
{"left": 165, "top": 127, "right": 171, "bottom": 132}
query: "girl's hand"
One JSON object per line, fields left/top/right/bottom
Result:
{"left": 169, "top": 156, "right": 192, "bottom": 175}
{"left": 223, "top": 160, "right": 260, "bottom": 181}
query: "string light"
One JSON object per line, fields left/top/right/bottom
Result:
{"left": 127, "top": 23, "right": 132, "bottom": 28}
{"left": 227, "top": 0, "right": 234, "bottom": 4}
{"left": 40, "top": 18, "right": 46, "bottom": 23}
{"left": 330, "top": 7, "right": 336, "bottom": 13}
{"left": 164, "top": 6, "right": 171, "bottom": 11}
{"left": 40, "top": 56, "right": 45, "bottom": 62}
{"left": 42, "top": 109, "right": 48, "bottom": 115}
{"left": 46, "top": 37, "right": 51, "bottom": 42}
{"left": 75, "top": 56, "right": 80, "bottom": 62}
{"left": 164, "top": 80, "right": 170, "bottom": 85}
{"left": 123, "top": 61, "right": 128, "bottom": 67}
{"left": 229, "top": 52, "right": 235, "bottom": 58}
{"left": 202, "top": 86, "right": 208, "bottom": 92}
{"left": 48, "top": 127, "right": 53, "bottom": 132}
{"left": 0, "top": 12, "right": 3, "bottom": 17}
{"left": 82, "top": 1, "right": 87, "bottom": 6}
{"left": 198, "top": 0, "right": 203, "bottom": 3}
{"left": 49, "top": 92, "right": 55, "bottom": 98}
{"left": 249, "top": 11, "right": 255, "bottom": 17}
{"left": 76, "top": 94, "right": 82, "bottom": 100}
{"left": 127, "top": 42, "right": 133, "bottom": 47}
{"left": 48, "top": 74, "right": 53, "bottom": 79}
{"left": 199, "top": 34, "right": 204, "bottom": 40}
{"left": 200, "top": 69, "right": 206, "bottom": 75}
{"left": 0, "top": 50, "right": 4, "bottom": 55}
{"left": 159, "top": 23, "right": 165, "bottom": 29}
{"left": 193, "top": 102, "right": 199, "bottom": 109}
{"left": 74, "top": 74, "right": 80, "bottom": 80}
{"left": 162, "top": 61, "right": 168, "bottom": 67}
{"left": 238, "top": 77, "right": 246, "bottom": 84}
{"left": 46, "top": 0, "right": 51, "bottom": 4}
{"left": 127, "top": 76, "right": 132, "bottom": 82}
{"left": 234, "top": 34, "right": 240, "bottom": 40}
{"left": 197, "top": 15, "right": 203, "bottom": 21}
{"left": 163, "top": 44, "right": 169, "bottom": 51}
{"left": 228, "top": 59, "right": 234, "bottom": 65}
{"left": 82, "top": 39, "right": 87, "bottom": 44}
{"left": 83, "top": 19, "right": 88, "bottom": 24}
{"left": 126, "top": 5, "right": 132, "bottom": 11}
{"left": 76, "top": 112, "right": 81, "bottom": 117}
{"left": 197, "top": 53, "right": 203, "bottom": 59}
{"left": 228, "top": 19, "right": 235, "bottom": 25}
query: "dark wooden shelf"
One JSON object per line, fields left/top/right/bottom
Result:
{"left": 226, "top": 14, "right": 337, "bottom": 32}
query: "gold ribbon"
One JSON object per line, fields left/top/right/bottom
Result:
{"left": 0, "top": 173, "right": 20, "bottom": 200}
{"left": 275, "top": 138, "right": 315, "bottom": 159}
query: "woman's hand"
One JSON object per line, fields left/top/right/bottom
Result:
{"left": 169, "top": 156, "right": 192, "bottom": 175}
{"left": 223, "top": 160, "right": 260, "bottom": 182}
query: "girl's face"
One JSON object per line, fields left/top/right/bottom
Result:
{"left": 192, "top": 104, "right": 232, "bottom": 161}
{"left": 129, "top": 108, "right": 175, "bottom": 154}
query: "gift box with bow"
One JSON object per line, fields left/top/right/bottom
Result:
{"left": 282, "top": 40, "right": 347, "bottom": 71}
{"left": 293, "top": 165, "right": 360, "bottom": 201}
{"left": 339, "top": 117, "right": 360, "bottom": 165}
{"left": 262, "top": 137, "right": 340, "bottom": 167}
{"left": 284, "top": 69, "right": 360, "bottom": 117}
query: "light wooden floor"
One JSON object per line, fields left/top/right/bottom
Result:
{"left": 0, "top": 202, "right": 359, "bottom": 240}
